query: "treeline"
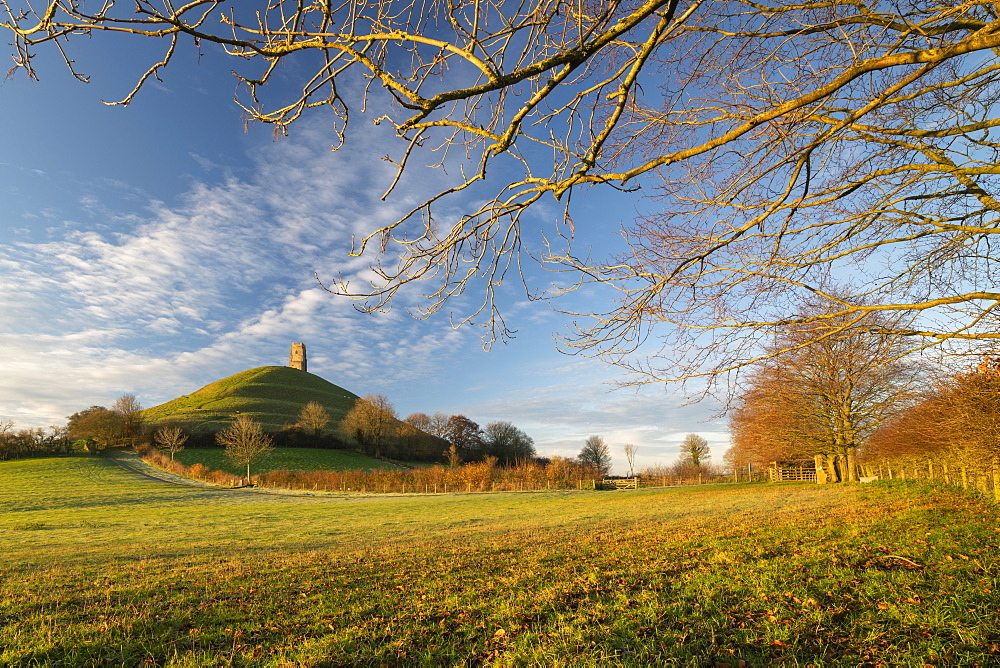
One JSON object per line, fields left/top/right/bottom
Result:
{"left": 8, "top": 389, "right": 543, "bottom": 473}
{"left": 0, "top": 421, "right": 73, "bottom": 461}
{"left": 342, "top": 396, "right": 536, "bottom": 465}
{"left": 864, "top": 357, "right": 1000, "bottom": 498}
{"left": 724, "top": 302, "right": 921, "bottom": 483}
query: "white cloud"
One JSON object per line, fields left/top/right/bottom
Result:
{"left": 0, "top": 109, "right": 732, "bottom": 463}
{"left": 0, "top": 116, "right": 477, "bottom": 427}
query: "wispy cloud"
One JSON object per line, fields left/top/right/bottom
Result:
{"left": 0, "top": 117, "right": 475, "bottom": 426}
{"left": 0, "top": 113, "right": 727, "bottom": 471}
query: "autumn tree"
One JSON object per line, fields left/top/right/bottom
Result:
{"left": 578, "top": 436, "right": 612, "bottom": 478}
{"left": 444, "top": 443, "right": 462, "bottom": 469}
{"left": 218, "top": 415, "right": 274, "bottom": 480}
{"left": 679, "top": 435, "right": 710, "bottom": 470}
{"left": 67, "top": 406, "right": 124, "bottom": 453}
{"left": 404, "top": 413, "right": 431, "bottom": 434}
{"left": 445, "top": 415, "right": 484, "bottom": 454}
{"left": 867, "top": 358, "right": 1000, "bottom": 473}
{"left": 296, "top": 401, "right": 331, "bottom": 437}
{"left": 340, "top": 394, "right": 398, "bottom": 458}
{"left": 154, "top": 425, "right": 188, "bottom": 461}
{"left": 729, "top": 308, "right": 921, "bottom": 482}
{"left": 483, "top": 421, "right": 535, "bottom": 465}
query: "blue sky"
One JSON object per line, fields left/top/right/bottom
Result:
{"left": 0, "top": 38, "right": 730, "bottom": 474}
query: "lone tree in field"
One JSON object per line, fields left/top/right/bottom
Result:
{"left": 623, "top": 443, "right": 638, "bottom": 478}
{"left": 218, "top": 415, "right": 274, "bottom": 480}
{"left": 679, "top": 434, "right": 711, "bottom": 470}
{"left": 111, "top": 393, "right": 144, "bottom": 450}
{"left": 578, "top": 436, "right": 612, "bottom": 478}
{"left": 153, "top": 425, "right": 188, "bottom": 461}
{"left": 296, "top": 401, "right": 331, "bottom": 437}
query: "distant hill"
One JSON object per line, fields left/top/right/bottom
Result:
{"left": 142, "top": 366, "right": 360, "bottom": 434}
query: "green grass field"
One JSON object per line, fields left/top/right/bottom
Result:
{"left": 172, "top": 447, "right": 398, "bottom": 476}
{"left": 141, "top": 366, "right": 360, "bottom": 433}
{"left": 3, "top": 456, "right": 999, "bottom": 665}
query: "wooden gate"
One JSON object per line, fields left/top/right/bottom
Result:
{"left": 768, "top": 461, "right": 818, "bottom": 482}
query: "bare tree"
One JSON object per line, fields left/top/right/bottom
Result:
{"left": 427, "top": 412, "right": 451, "bottom": 440}
{"left": 9, "top": 3, "right": 1000, "bottom": 380}
{"left": 111, "top": 393, "right": 144, "bottom": 450}
{"left": 296, "top": 401, "right": 331, "bottom": 437}
{"left": 483, "top": 421, "right": 535, "bottom": 465}
{"left": 578, "top": 436, "right": 612, "bottom": 478}
{"left": 218, "top": 415, "right": 274, "bottom": 480}
{"left": 154, "top": 425, "right": 188, "bottom": 461}
{"left": 623, "top": 443, "right": 638, "bottom": 478}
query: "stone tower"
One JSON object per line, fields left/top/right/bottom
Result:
{"left": 289, "top": 342, "right": 307, "bottom": 372}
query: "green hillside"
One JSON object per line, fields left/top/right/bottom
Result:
{"left": 141, "top": 366, "right": 359, "bottom": 433}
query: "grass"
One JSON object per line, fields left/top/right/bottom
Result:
{"left": 171, "top": 447, "right": 399, "bottom": 476}
{"left": 2, "top": 456, "right": 1000, "bottom": 665}
{"left": 140, "top": 366, "right": 360, "bottom": 433}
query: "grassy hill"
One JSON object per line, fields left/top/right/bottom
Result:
{"left": 141, "top": 366, "right": 359, "bottom": 434}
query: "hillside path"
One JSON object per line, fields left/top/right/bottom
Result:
{"left": 103, "top": 450, "right": 378, "bottom": 499}
{"left": 104, "top": 450, "right": 224, "bottom": 488}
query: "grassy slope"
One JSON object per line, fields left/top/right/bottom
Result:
{"left": 3, "top": 457, "right": 1000, "bottom": 665}
{"left": 141, "top": 366, "right": 359, "bottom": 433}
{"left": 173, "top": 447, "right": 398, "bottom": 475}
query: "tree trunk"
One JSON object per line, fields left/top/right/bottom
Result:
{"left": 814, "top": 454, "right": 827, "bottom": 484}
{"left": 828, "top": 454, "right": 842, "bottom": 483}
{"left": 992, "top": 463, "right": 1000, "bottom": 503}
{"left": 846, "top": 449, "right": 858, "bottom": 483}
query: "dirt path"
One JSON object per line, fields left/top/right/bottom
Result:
{"left": 102, "top": 450, "right": 376, "bottom": 499}
{"left": 103, "top": 450, "right": 225, "bottom": 488}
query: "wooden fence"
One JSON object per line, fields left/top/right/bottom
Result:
{"left": 598, "top": 478, "right": 639, "bottom": 490}
{"left": 865, "top": 459, "right": 1000, "bottom": 502}
{"left": 598, "top": 474, "right": 754, "bottom": 490}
